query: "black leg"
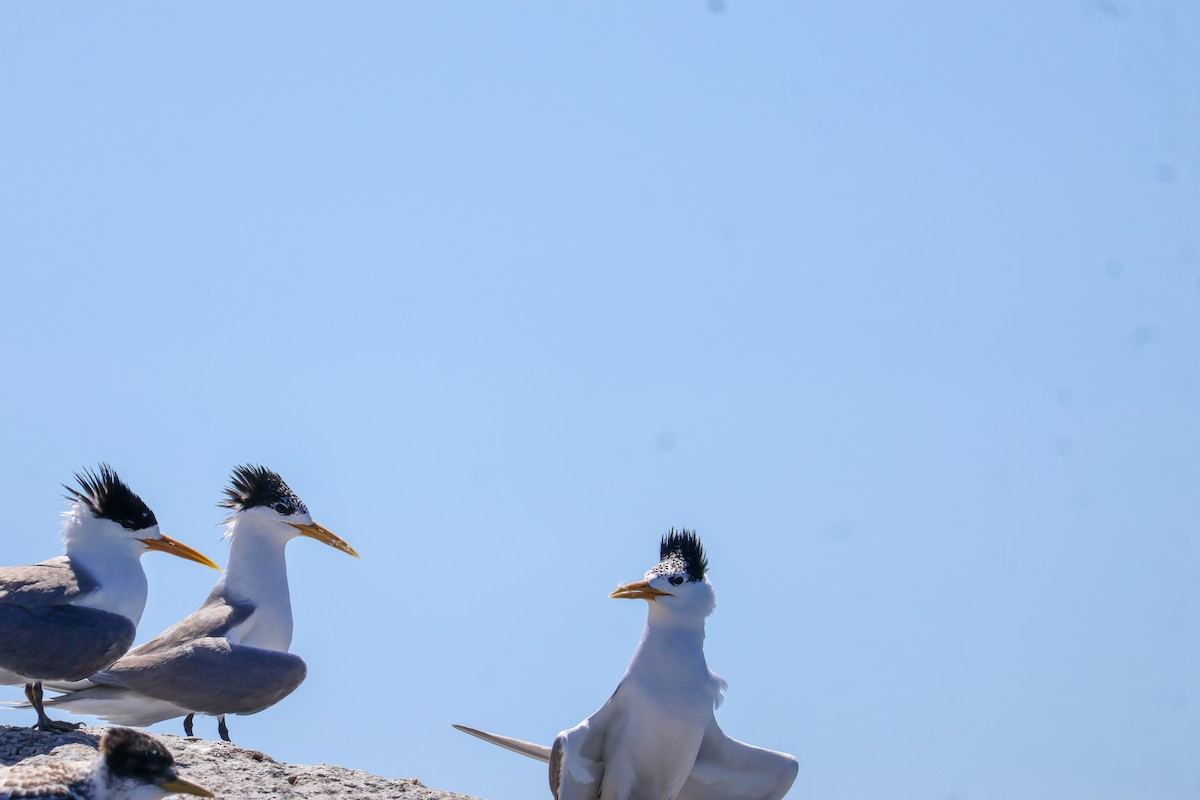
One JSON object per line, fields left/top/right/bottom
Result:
{"left": 217, "top": 714, "right": 230, "bottom": 742}
{"left": 183, "top": 713, "right": 195, "bottom": 737}
{"left": 26, "top": 682, "right": 81, "bottom": 733}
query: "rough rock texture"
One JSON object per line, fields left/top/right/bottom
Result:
{"left": 0, "top": 726, "right": 481, "bottom": 799}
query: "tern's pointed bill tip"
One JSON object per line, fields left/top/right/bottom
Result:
{"left": 140, "top": 535, "right": 221, "bottom": 571}
{"left": 160, "top": 778, "right": 214, "bottom": 798}
{"left": 288, "top": 521, "right": 359, "bottom": 558}
{"left": 610, "top": 580, "right": 671, "bottom": 601}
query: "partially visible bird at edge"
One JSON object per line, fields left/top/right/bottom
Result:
{"left": 455, "top": 528, "right": 798, "bottom": 800}
{"left": 0, "top": 466, "right": 219, "bottom": 732}
{"left": 0, "top": 726, "right": 212, "bottom": 800}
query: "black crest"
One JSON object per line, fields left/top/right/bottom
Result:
{"left": 219, "top": 464, "right": 308, "bottom": 514}
{"left": 63, "top": 465, "right": 158, "bottom": 532}
{"left": 102, "top": 727, "right": 176, "bottom": 781}
{"left": 657, "top": 528, "right": 708, "bottom": 582}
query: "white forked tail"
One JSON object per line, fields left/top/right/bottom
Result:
{"left": 452, "top": 724, "right": 552, "bottom": 763}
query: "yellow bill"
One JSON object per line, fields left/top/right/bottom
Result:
{"left": 610, "top": 580, "right": 672, "bottom": 601}
{"left": 160, "top": 777, "right": 214, "bottom": 797}
{"left": 139, "top": 534, "right": 221, "bottom": 571}
{"left": 288, "top": 521, "right": 360, "bottom": 558}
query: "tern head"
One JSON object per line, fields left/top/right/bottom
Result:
{"left": 99, "top": 726, "right": 213, "bottom": 798}
{"left": 219, "top": 464, "right": 359, "bottom": 557}
{"left": 610, "top": 528, "right": 715, "bottom": 619}
{"left": 62, "top": 465, "right": 219, "bottom": 570}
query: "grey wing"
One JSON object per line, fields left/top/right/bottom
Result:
{"left": 676, "top": 718, "right": 798, "bottom": 800}
{"left": 0, "top": 604, "right": 135, "bottom": 680}
{"left": 0, "top": 559, "right": 94, "bottom": 607}
{"left": 63, "top": 595, "right": 252, "bottom": 689}
{"left": 122, "top": 595, "right": 252, "bottom": 658}
{"left": 102, "top": 637, "right": 307, "bottom": 715}
{"left": 549, "top": 690, "right": 622, "bottom": 800}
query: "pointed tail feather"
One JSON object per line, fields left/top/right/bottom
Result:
{"left": 453, "top": 724, "right": 552, "bottom": 763}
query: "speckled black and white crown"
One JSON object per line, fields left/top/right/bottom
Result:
{"left": 63, "top": 464, "right": 158, "bottom": 531}
{"left": 651, "top": 528, "right": 708, "bottom": 582}
{"left": 219, "top": 464, "right": 309, "bottom": 515}
{"left": 103, "top": 727, "right": 177, "bottom": 784}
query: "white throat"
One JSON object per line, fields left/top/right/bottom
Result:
{"left": 90, "top": 760, "right": 164, "bottom": 800}
{"left": 215, "top": 511, "right": 295, "bottom": 652}
{"left": 627, "top": 606, "right": 710, "bottom": 683}
{"left": 623, "top": 579, "right": 723, "bottom": 707}
{"left": 63, "top": 514, "right": 149, "bottom": 624}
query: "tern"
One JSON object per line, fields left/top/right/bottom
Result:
{"left": 0, "top": 466, "right": 219, "bottom": 733}
{"left": 42, "top": 465, "right": 359, "bottom": 742}
{"left": 455, "top": 529, "right": 798, "bottom": 800}
{"left": 0, "top": 727, "right": 212, "bottom": 800}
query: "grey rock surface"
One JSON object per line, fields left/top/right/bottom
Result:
{"left": 0, "top": 726, "right": 481, "bottom": 800}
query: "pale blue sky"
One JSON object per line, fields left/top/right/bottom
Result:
{"left": 1, "top": 2, "right": 1197, "bottom": 799}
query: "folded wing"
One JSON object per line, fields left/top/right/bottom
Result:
{"left": 548, "top": 692, "right": 620, "bottom": 800}
{"left": 101, "top": 637, "right": 307, "bottom": 715}
{"left": 45, "top": 595, "right": 305, "bottom": 724}
{"left": 0, "top": 559, "right": 93, "bottom": 607}
{"left": 0, "top": 605, "right": 135, "bottom": 681}
{"left": 0, "top": 560, "right": 135, "bottom": 681}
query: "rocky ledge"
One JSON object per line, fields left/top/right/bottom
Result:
{"left": 0, "top": 726, "right": 480, "bottom": 799}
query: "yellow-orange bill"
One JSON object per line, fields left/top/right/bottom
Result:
{"left": 160, "top": 777, "right": 214, "bottom": 797}
{"left": 140, "top": 534, "right": 221, "bottom": 571}
{"left": 287, "top": 521, "right": 360, "bottom": 558}
{"left": 609, "top": 580, "right": 672, "bottom": 601}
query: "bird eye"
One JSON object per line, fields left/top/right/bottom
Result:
{"left": 669, "top": 576, "right": 684, "bottom": 586}
{"left": 274, "top": 503, "right": 289, "bottom": 514}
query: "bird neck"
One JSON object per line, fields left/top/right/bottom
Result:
{"left": 645, "top": 608, "right": 708, "bottom": 639}
{"left": 85, "top": 759, "right": 114, "bottom": 797}
{"left": 88, "top": 761, "right": 162, "bottom": 800}
{"left": 215, "top": 516, "right": 294, "bottom": 651}
{"left": 629, "top": 609, "right": 709, "bottom": 677}
{"left": 63, "top": 520, "right": 149, "bottom": 623}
